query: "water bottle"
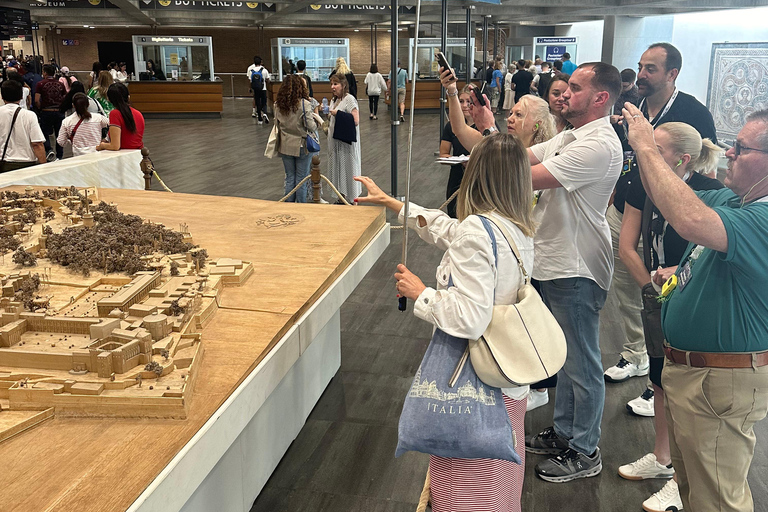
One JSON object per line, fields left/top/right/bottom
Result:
{"left": 322, "top": 97, "right": 329, "bottom": 115}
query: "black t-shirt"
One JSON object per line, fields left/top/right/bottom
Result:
{"left": 511, "top": 70, "right": 534, "bottom": 101}
{"left": 625, "top": 172, "right": 723, "bottom": 269}
{"left": 442, "top": 121, "right": 477, "bottom": 218}
{"left": 613, "top": 90, "right": 718, "bottom": 214}
{"left": 538, "top": 71, "right": 553, "bottom": 97}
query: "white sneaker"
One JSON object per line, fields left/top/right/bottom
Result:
{"left": 627, "top": 388, "right": 655, "bottom": 417}
{"left": 526, "top": 389, "right": 549, "bottom": 411}
{"left": 619, "top": 453, "right": 674, "bottom": 480}
{"left": 258, "top": 119, "right": 263, "bottom": 125}
{"left": 604, "top": 356, "right": 649, "bottom": 382}
{"left": 262, "top": 114, "right": 269, "bottom": 124}
{"left": 643, "top": 479, "right": 683, "bottom": 512}
{"left": 252, "top": 111, "right": 257, "bottom": 118}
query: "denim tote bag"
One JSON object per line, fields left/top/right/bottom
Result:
{"left": 395, "top": 218, "right": 521, "bottom": 464}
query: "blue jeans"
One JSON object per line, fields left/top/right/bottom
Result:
{"left": 539, "top": 277, "right": 607, "bottom": 455}
{"left": 281, "top": 148, "right": 314, "bottom": 203}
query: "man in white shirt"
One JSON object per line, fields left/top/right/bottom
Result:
{"left": 246, "top": 56, "right": 270, "bottom": 124}
{"left": 439, "top": 61, "right": 623, "bottom": 482}
{"left": 0, "top": 79, "right": 46, "bottom": 172}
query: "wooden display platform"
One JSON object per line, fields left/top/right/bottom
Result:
{"left": 0, "top": 189, "right": 385, "bottom": 512}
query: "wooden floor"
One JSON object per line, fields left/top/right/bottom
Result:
{"left": 144, "top": 99, "right": 768, "bottom": 512}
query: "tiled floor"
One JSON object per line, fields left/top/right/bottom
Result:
{"left": 144, "top": 99, "right": 768, "bottom": 512}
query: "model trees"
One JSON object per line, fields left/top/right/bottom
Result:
{"left": 13, "top": 247, "right": 37, "bottom": 267}
{"left": 15, "top": 274, "right": 41, "bottom": 311}
{"left": 0, "top": 227, "right": 21, "bottom": 254}
{"left": 192, "top": 249, "right": 208, "bottom": 269}
{"left": 169, "top": 261, "right": 180, "bottom": 276}
{"left": 168, "top": 299, "right": 185, "bottom": 317}
{"left": 46, "top": 202, "right": 195, "bottom": 276}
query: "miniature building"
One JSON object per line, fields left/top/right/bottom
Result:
{"left": 87, "top": 329, "right": 153, "bottom": 377}
{"left": 142, "top": 313, "right": 172, "bottom": 341}
{"left": 96, "top": 271, "right": 162, "bottom": 316}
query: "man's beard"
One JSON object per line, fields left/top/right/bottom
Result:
{"left": 562, "top": 102, "right": 587, "bottom": 121}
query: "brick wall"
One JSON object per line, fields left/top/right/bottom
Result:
{"left": 44, "top": 27, "right": 392, "bottom": 77}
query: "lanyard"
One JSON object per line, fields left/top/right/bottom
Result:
{"left": 639, "top": 88, "right": 678, "bottom": 128}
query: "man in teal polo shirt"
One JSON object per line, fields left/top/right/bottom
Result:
{"left": 622, "top": 104, "right": 768, "bottom": 512}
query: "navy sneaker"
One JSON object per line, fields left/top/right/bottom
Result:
{"left": 525, "top": 426, "right": 570, "bottom": 455}
{"left": 536, "top": 447, "right": 603, "bottom": 483}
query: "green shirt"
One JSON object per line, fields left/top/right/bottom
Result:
{"left": 662, "top": 188, "right": 768, "bottom": 352}
{"left": 88, "top": 88, "right": 114, "bottom": 114}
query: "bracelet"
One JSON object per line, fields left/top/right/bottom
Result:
{"left": 447, "top": 89, "right": 459, "bottom": 97}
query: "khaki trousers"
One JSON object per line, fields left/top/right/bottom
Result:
{"left": 663, "top": 358, "right": 768, "bottom": 511}
{"left": 606, "top": 205, "right": 646, "bottom": 365}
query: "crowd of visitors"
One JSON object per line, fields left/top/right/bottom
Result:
{"left": 0, "top": 56, "right": 144, "bottom": 171}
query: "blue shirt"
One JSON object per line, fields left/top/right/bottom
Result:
{"left": 561, "top": 60, "right": 577, "bottom": 75}
{"left": 396, "top": 68, "right": 407, "bottom": 89}
{"left": 491, "top": 69, "right": 503, "bottom": 89}
{"left": 662, "top": 189, "right": 768, "bottom": 352}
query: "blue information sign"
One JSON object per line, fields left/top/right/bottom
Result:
{"left": 546, "top": 46, "right": 566, "bottom": 62}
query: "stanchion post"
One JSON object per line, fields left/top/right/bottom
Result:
{"left": 140, "top": 147, "right": 153, "bottom": 190}
{"left": 311, "top": 154, "right": 321, "bottom": 203}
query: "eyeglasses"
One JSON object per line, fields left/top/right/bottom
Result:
{"left": 733, "top": 141, "right": 768, "bottom": 157}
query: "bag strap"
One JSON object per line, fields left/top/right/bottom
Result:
{"left": 1, "top": 106, "right": 23, "bottom": 163}
{"left": 480, "top": 213, "right": 531, "bottom": 285}
{"left": 641, "top": 196, "right": 654, "bottom": 271}
{"left": 70, "top": 117, "right": 85, "bottom": 142}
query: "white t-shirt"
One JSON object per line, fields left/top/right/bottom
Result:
{"left": 57, "top": 111, "right": 109, "bottom": 157}
{"left": 0, "top": 102, "right": 45, "bottom": 162}
{"left": 529, "top": 116, "right": 623, "bottom": 290}
{"left": 364, "top": 72, "right": 387, "bottom": 96}
{"left": 246, "top": 64, "right": 268, "bottom": 91}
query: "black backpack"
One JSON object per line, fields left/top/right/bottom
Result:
{"left": 250, "top": 67, "right": 264, "bottom": 90}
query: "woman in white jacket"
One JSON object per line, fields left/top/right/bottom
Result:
{"left": 355, "top": 133, "right": 536, "bottom": 512}
{"left": 363, "top": 63, "right": 387, "bottom": 120}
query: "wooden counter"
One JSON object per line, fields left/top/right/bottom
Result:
{"left": 127, "top": 81, "right": 223, "bottom": 117}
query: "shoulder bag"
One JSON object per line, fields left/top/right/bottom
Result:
{"left": 640, "top": 196, "right": 665, "bottom": 358}
{"left": 451, "top": 214, "right": 567, "bottom": 388}
{"left": 264, "top": 109, "right": 280, "bottom": 158}
{"left": 0, "top": 106, "right": 24, "bottom": 173}
{"left": 302, "top": 100, "right": 320, "bottom": 153}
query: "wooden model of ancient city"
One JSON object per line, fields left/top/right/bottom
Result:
{"left": 0, "top": 186, "right": 253, "bottom": 443}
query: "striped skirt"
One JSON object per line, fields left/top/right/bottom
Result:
{"left": 429, "top": 395, "right": 526, "bottom": 512}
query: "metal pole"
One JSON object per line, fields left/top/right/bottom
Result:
{"left": 371, "top": 24, "right": 374, "bottom": 64}
{"left": 482, "top": 15, "right": 489, "bottom": 79}
{"left": 439, "top": 0, "right": 447, "bottom": 139}
{"left": 493, "top": 22, "right": 498, "bottom": 62}
{"left": 374, "top": 24, "right": 378, "bottom": 62}
{"left": 466, "top": 7, "right": 472, "bottom": 81}
{"left": 390, "top": 0, "right": 399, "bottom": 198}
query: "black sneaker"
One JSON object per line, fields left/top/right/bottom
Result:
{"left": 525, "top": 426, "right": 570, "bottom": 455}
{"left": 400, "top": 115, "right": 405, "bottom": 122}
{"left": 535, "top": 448, "right": 602, "bottom": 483}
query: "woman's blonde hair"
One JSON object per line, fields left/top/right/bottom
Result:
{"left": 457, "top": 133, "right": 536, "bottom": 237}
{"left": 516, "top": 95, "right": 557, "bottom": 146}
{"left": 335, "top": 57, "right": 352, "bottom": 76}
{"left": 655, "top": 122, "right": 722, "bottom": 174}
{"left": 96, "top": 70, "right": 113, "bottom": 99}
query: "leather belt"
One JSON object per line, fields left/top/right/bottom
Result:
{"left": 664, "top": 345, "right": 768, "bottom": 369}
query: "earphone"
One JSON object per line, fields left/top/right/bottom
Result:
{"left": 534, "top": 123, "right": 539, "bottom": 130}
{"left": 676, "top": 159, "right": 683, "bottom": 167}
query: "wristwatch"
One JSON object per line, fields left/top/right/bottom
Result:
{"left": 482, "top": 126, "right": 499, "bottom": 136}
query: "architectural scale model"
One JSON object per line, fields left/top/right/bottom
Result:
{"left": 0, "top": 187, "right": 253, "bottom": 442}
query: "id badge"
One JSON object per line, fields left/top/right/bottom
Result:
{"left": 677, "top": 261, "right": 693, "bottom": 292}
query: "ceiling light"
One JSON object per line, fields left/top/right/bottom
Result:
{"left": 83, "top": 25, "right": 89, "bottom": 28}
{"left": 354, "top": 29, "right": 359, "bottom": 32}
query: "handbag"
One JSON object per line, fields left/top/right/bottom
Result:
{"left": 455, "top": 214, "right": 567, "bottom": 388}
{"left": 302, "top": 100, "right": 320, "bottom": 153}
{"left": 395, "top": 327, "right": 522, "bottom": 463}
{"left": 264, "top": 118, "right": 279, "bottom": 158}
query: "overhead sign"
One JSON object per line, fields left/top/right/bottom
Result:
{"left": 534, "top": 37, "right": 577, "bottom": 45}
{"left": 134, "top": 35, "right": 211, "bottom": 45}
{"left": 301, "top": 4, "right": 416, "bottom": 14}
{"left": 0, "top": 8, "right": 32, "bottom": 42}
{"left": 62, "top": 39, "right": 80, "bottom": 46}
{"left": 416, "top": 38, "right": 467, "bottom": 45}
{"left": 140, "top": 0, "right": 276, "bottom": 11}
{"left": 280, "top": 38, "right": 347, "bottom": 46}
{"left": 29, "top": 0, "right": 117, "bottom": 8}
{"left": 545, "top": 45, "right": 565, "bottom": 61}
